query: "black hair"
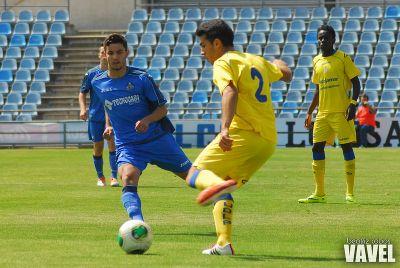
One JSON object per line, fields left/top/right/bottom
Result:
{"left": 103, "top": 33, "right": 128, "bottom": 50}
{"left": 361, "top": 93, "right": 369, "bottom": 100}
{"left": 317, "top": 24, "right": 336, "bottom": 40}
{"left": 195, "top": 19, "right": 234, "bottom": 47}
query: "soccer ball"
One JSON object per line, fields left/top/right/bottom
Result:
{"left": 117, "top": 220, "right": 153, "bottom": 254}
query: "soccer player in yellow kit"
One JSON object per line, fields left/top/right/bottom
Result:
{"left": 298, "top": 25, "right": 361, "bottom": 204}
{"left": 185, "top": 19, "right": 292, "bottom": 255}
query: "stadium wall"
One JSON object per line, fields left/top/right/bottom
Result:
{"left": 0, "top": 119, "right": 399, "bottom": 147}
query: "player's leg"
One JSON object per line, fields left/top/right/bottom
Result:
{"left": 93, "top": 140, "right": 105, "bottom": 186}
{"left": 106, "top": 136, "right": 119, "bottom": 187}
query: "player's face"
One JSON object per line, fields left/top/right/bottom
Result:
{"left": 317, "top": 30, "right": 334, "bottom": 53}
{"left": 98, "top": 46, "right": 107, "bottom": 65}
{"left": 199, "top": 36, "right": 222, "bottom": 64}
{"left": 105, "top": 43, "right": 128, "bottom": 71}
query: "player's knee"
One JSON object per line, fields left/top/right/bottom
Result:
{"left": 120, "top": 164, "right": 140, "bottom": 186}
{"left": 340, "top": 142, "right": 353, "bottom": 152}
{"left": 93, "top": 141, "right": 104, "bottom": 156}
{"left": 185, "top": 166, "right": 200, "bottom": 186}
{"left": 312, "top": 142, "right": 325, "bottom": 154}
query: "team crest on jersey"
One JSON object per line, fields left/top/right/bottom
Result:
{"left": 126, "top": 82, "right": 134, "bottom": 90}
{"left": 323, "top": 66, "right": 329, "bottom": 73}
{"left": 105, "top": 100, "right": 113, "bottom": 110}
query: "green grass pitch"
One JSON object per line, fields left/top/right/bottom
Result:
{"left": 0, "top": 148, "right": 398, "bottom": 267}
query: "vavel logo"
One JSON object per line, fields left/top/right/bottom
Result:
{"left": 344, "top": 238, "right": 396, "bottom": 263}
{"left": 105, "top": 100, "right": 113, "bottom": 110}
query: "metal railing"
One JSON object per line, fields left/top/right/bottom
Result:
{"left": 0, "top": 0, "right": 70, "bottom": 16}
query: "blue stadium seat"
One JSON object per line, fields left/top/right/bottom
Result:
{"left": 21, "top": 103, "right": 37, "bottom": 116}
{"left": 377, "top": 101, "right": 394, "bottom": 114}
{"left": 147, "top": 68, "right": 161, "bottom": 82}
{"left": 234, "top": 44, "right": 243, "bottom": 52}
{"left": 150, "top": 57, "right": 166, "bottom": 70}
{"left": 16, "top": 114, "right": 32, "bottom": 121}
{"left": 371, "top": 55, "right": 388, "bottom": 68}
{"left": 297, "top": 56, "right": 312, "bottom": 67}
{"left": 186, "top": 102, "right": 203, "bottom": 114}
{"left": 14, "top": 22, "right": 30, "bottom": 35}
{"left": 205, "top": 103, "right": 221, "bottom": 115}
{"left": 338, "top": 44, "right": 354, "bottom": 56}
{"left": 289, "top": 79, "right": 306, "bottom": 91}
{"left": 160, "top": 80, "right": 175, "bottom": 93}
{"left": 360, "top": 32, "right": 376, "bottom": 44}
{"left": 1, "top": 10, "right": 15, "bottom": 23}
{"left": 384, "top": 5, "right": 400, "bottom": 18}
{"left": 257, "top": 7, "right": 273, "bottom": 20}
{"left": 11, "top": 81, "right": 27, "bottom": 93}
{"left": 145, "top": 21, "right": 162, "bottom": 34}
{"left": 221, "top": 8, "right": 237, "bottom": 20}
{"left": 0, "top": 35, "right": 7, "bottom": 47}
{"left": 363, "top": 91, "right": 379, "bottom": 104}
{"left": 210, "top": 92, "right": 222, "bottom": 103}
{"left": 24, "top": 46, "right": 40, "bottom": 59}
{"left": 18, "top": 10, "right": 33, "bottom": 23}
{"left": 356, "top": 43, "right": 373, "bottom": 56}
{"left": 15, "top": 69, "right": 31, "bottom": 82}
{"left": 191, "top": 91, "right": 208, "bottom": 104}
{"left": 286, "top": 91, "right": 302, "bottom": 102}
{"left": 1, "top": 104, "right": 18, "bottom": 116}
{"left": 27, "top": 34, "right": 44, "bottom": 47}
{"left": 239, "top": 8, "right": 255, "bottom": 20}
{"left": 41, "top": 46, "right": 57, "bottom": 58}
{"left": 0, "top": 70, "right": 12, "bottom": 82}
{"left": 363, "top": 19, "right": 379, "bottom": 32}
{"left": 54, "top": 9, "right": 69, "bottom": 22}
{"left": 367, "top": 6, "right": 383, "bottom": 19}
{"left": 246, "top": 44, "right": 262, "bottom": 55}
{"left": 186, "top": 56, "right": 202, "bottom": 69}
{"left": 289, "top": 20, "right": 306, "bottom": 32}
{"left": 282, "top": 101, "right": 299, "bottom": 115}
{"left": 271, "top": 90, "right": 283, "bottom": 103}
{"left": 304, "top": 90, "right": 314, "bottom": 103}
{"left": 200, "top": 68, "right": 213, "bottom": 80}
{"left": 168, "top": 56, "right": 184, "bottom": 69}
{"left": 271, "top": 81, "right": 287, "bottom": 91}
{"left": 354, "top": 55, "right": 370, "bottom": 68}
{"left": 375, "top": 43, "right": 391, "bottom": 56}
{"left": 163, "top": 21, "right": 180, "bottom": 34}
{"left": 25, "top": 92, "right": 41, "bottom": 105}
{"left": 46, "top": 34, "right": 62, "bottom": 47}
{"left": 131, "top": 9, "right": 147, "bottom": 21}
{"left": 387, "top": 67, "right": 400, "bottom": 79}
{"left": 136, "top": 45, "right": 152, "bottom": 58}
{"left": 341, "top": 32, "right": 358, "bottom": 44}
{"left": 150, "top": 9, "right": 166, "bottom": 21}
{"left": 267, "top": 32, "right": 284, "bottom": 44}
{"left": 49, "top": 23, "right": 65, "bottom": 35}
{"left": 30, "top": 82, "right": 46, "bottom": 94}
{"left": 168, "top": 103, "right": 184, "bottom": 115}
{"left": 131, "top": 57, "right": 147, "bottom": 69}
{"left": 298, "top": 103, "right": 312, "bottom": 118}
{"left": 195, "top": 79, "right": 212, "bottom": 92}
{"left": 233, "top": 33, "right": 247, "bottom": 45}
{"left": 140, "top": 33, "right": 157, "bottom": 46}
{"left": 359, "top": 68, "right": 367, "bottom": 80}
{"left": 185, "top": 8, "right": 201, "bottom": 21}
{"left": 172, "top": 45, "right": 189, "bottom": 57}
{"left": 5, "top": 47, "right": 21, "bottom": 59}
{"left": 182, "top": 113, "right": 198, "bottom": 119}
{"left": 235, "top": 20, "right": 251, "bottom": 33}
{"left": 300, "top": 44, "right": 317, "bottom": 56}
{"left": 128, "top": 22, "right": 143, "bottom": 34}
{"left": 0, "top": 22, "right": 11, "bottom": 35}
{"left": 167, "top": 8, "right": 183, "bottom": 21}
{"left": 172, "top": 92, "right": 189, "bottom": 103}
{"left": 249, "top": 32, "right": 266, "bottom": 44}
{"left": 31, "top": 22, "right": 47, "bottom": 35}
{"left": 394, "top": 44, "right": 400, "bottom": 55}
{"left": 276, "top": 8, "right": 292, "bottom": 19}
{"left": 271, "top": 20, "right": 287, "bottom": 32}
{"left": 203, "top": 8, "right": 219, "bottom": 21}
{"left": 286, "top": 31, "right": 302, "bottom": 44}
{"left": 311, "top": 7, "right": 327, "bottom": 19}
{"left": 279, "top": 112, "right": 295, "bottom": 119}
{"left": 37, "top": 58, "right": 53, "bottom": 70}
{"left": 1, "top": 58, "right": 17, "bottom": 71}
{"left": 330, "top": 7, "right": 345, "bottom": 19}
{"left": 327, "top": 19, "right": 343, "bottom": 33}
{"left": 10, "top": 35, "right": 26, "bottom": 47}
{"left": 368, "top": 67, "right": 385, "bottom": 79}
{"left": 126, "top": 34, "right": 138, "bottom": 47}
{"left": 349, "top": 7, "right": 364, "bottom": 18}
{"left": 364, "top": 79, "right": 381, "bottom": 91}
{"left": 344, "top": 19, "right": 361, "bottom": 32}
{"left": 282, "top": 44, "right": 298, "bottom": 56}
{"left": 381, "top": 19, "right": 397, "bottom": 31}
{"left": 263, "top": 44, "right": 280, "bottom": 57}
{"left": 35, "top": 10, "right": 51, "bottom": 22}
{"left": 6, "top": 92, "right": 22, "bottom": 105}
{"left": 381, "top": 91, "right": 398, "bottom": 103}
{"left": 307, "top": 19, "right": 323, "bottom": 32}
{"left": 253, "top": 20, "right": 270, "bottom": 33}
{"left": 177, "top": 33, "right": 193, "bottom": 45}
{"left": 0, "top": 82, "right": 8, "bottom": 94}
{"left": 181, "top": 68, "right": 198, "bottom": 81}
{"left": 163, "top": 68, "right": 180, "bottom": 81}
{"left": 378, "top": 31, "right": 395, "bottom": 44}
{"left": 181, "top": 21, "right": 197, "bottom": 34}
{"left": 383, "top": 79, "right": 400, "bottom": 91}
{"left": 304, "top": 32, "right": 317, "bottom": 44}
{"left": 281, "top": 56, "right": 295, "bottom": 68}
{"left": 167, "top": 113, "right": 179, "bottom": 119}
{"left": 293, "top": 7, "right": 309, "bottom": 19}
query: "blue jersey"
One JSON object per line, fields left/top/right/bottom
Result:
{"left": 80, "top": 65, "right": 106, "bottom": 122}
{"left": 91, "top": 67, "right": 172, "bottom": 147}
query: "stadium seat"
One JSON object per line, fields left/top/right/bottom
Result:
{"left": 140, "top": 33, "right": 157, "bottom": 46}
{"left": 182, "top": 113, "right": 198, "bottom": 119}
{"left": 381, "top": 19, "right": 397, "bottom": 31}
{"left": 368, "top": 67, "right": 385, "bottom": 79}
{"left": 300, "top": 44, "right": 317, "bottom": 56}
{"left": 18, "top": 10, "right": 33, "bottom": 23}
{"left": 54, "top": 9, "right": 69, "bottom": 22}
{"left": 341, "top": 32, "right": 358, "bottom": 44}
{"left": 200, "top": 68, "right": 213, "bottom": 80}
{"left": 363, "top": 19, "right": 379, "bottom": 32}
{"left": 35, "top": 10, "right": 51, "bottom": 22}
{"left": 194, "top": 79, "right": 212, "bottom": 92}
{"left": 177, "top": 33, "right": 193, "bottom": 46}
{"left": 163, "top": 21, "right": 180, "bottom": 34}
{"left": 2, "top": 104, "right": 18, "bottom": 116}
{"left": 276, "top": 8, "right": 292, "bottom": 19}
{"left": 185, "top": 8, "right": 201, "bottom": 21}
{"left": 128, "top": 22, "right": 143, "bottom": 34}
{"left": 356, "top": 43, "right": 373, "bottom": 56}
{"left": 136, "top": 45, "right": 152, "bottom": 58}
{"left": 176, "top": 80, "right": 194, "bottom": 92}
{"left": 1, "top": 10, "right": 15, "bottom": 23}
{"left": 28, "top": 34, "right": 44, "bottom": 47}
{"left": 233, "top": 33, "right": 247, "bottom": 45}
{"left": 31, "top": 22, "right": 48, "bottom": 35}
{"left": 384, "top": 79, "right": 400, "bottom": 91}
{"left": 366, "top": 6, "right": 383, "bottom": 19}
{"left": 147, "top": 68, "right": 161, "bottom": 82}
{"left": 271, "top": 81, "right": 287, "bottom": 91}
{"left": 172, "top": 45, "right": 189, "bottom": 57}
{"left": 359, "top": 68, "right": 367, "bottom": 80}
{"left": 282, "top": 44, "right": 298, "bottom": 56}
{"left": 289, "top": 79, "right": 306, "bottom": 91}
{"left": 349, "top": 6, "right": 364, "bottom": 18}
{"left": 131, "top": 9, "right": 147, "bottom": 21}
{"left": 157, "top": 34, "right": 174, "bottom": 47}
{"left": 378, "top": 31, "right": 395, "bottom": 44}
{"left": 384, "top": 5, "right": 400, "bottom": 18}
{"left": 279, "top": 112, "right": 295, "bottom": 118}
{"left": 394, "top": 44, "right": 400, "bottom": 56}
{"left": 30, "top": 81, "right": 46, "bottom": 94}
{"left": 150, "top": 57, "right": 166, "bottom": 70}
{"left": 293, "top": 7, "right": 309, "bottom": 19}
{"left": 307, "top": 19, "right": 323, "bottom": 32}
{"left": 363, "top": 91, "right": 379, "bottom": 104}
{"left": 191, "top": 91, "right": 208, "bottom": 104}
{"left": 25, "top": 92, "right": 41, "bottom": 105}
{"left": 11, "top": 81, "right": 27, "bottom": 94}
{"left": 253, "top": 20, "right": 270, "bottom": 32}
{"left": 293, "top": 68, "right": 310, "bottom": 80}
{"left": 354, "top": 55, "right": 370, "bottom": 68}
{"left": 304, "top": 90, "right": 314, "bottom": 103}
{"left": 49, "top": 23, "right": 65, "bottom": 35}
{"left": 20, "top": 58, "right": 35, "bottom": 71}
{"left": 297, "top": 56, "right": 312, "bottom": 68}
{"left": 271, "top": 90, "right": 283, "bottom": 103}
{"left": 16, "top": 114, "right": 32, "bottom": 121}
{"left": 5, "top": 47, "right": 21, "bottom": 59}
{"left": 15, "top": 69, "right": 31, "bottom": 82}
{"left": 304, "top": 32, "right": 317, "bottom": 44}
{"left": 131, "top": 57, "right": 147, "bottom": 69}
{"left": 263, "top": 44, "right": 280, "bottom": 57}
{"left": 0, "top": 22, "right": 11, "bottom": 35}
{"left": 181, "top": 21, "right": 197, "bottom": 34}
{"left": 172, "top": 92, "right": 189, "bottom": 103}
{"left": 1, "top": 58, "right": 17, "bottom": 71}
{"left": 0, "top": 70, "right": 13, "bottom": 82}
{"left": 168, "top": 103, "right": 184, "bottom": 115}
{"left": 0, "top": 114, "right": 12, "bottom": 121}
{"left": 344, "top": 19, "right": 361, "bottom": 32}
{"left": 246, "top": 44, "right": 262, "bottom": 55}
{"left": 221, "top": 8, "right": 237, "bottom": 20}
{"left": 286, "top": 91, "right": 302, "bottom": 102}
{"left": 364, "top": 79, "right": 381, "bottom": 91}
{"left": 375, "top": 43, "right": 391, "bottom": 56}
{"left": 239, "top": 7, "right": 255, "bottom": 20}
{"left": 181, "top": 69, "right": 198, "bottom": 81}
{"left": 330, "top": 7, "right": 345, "bottom": 19}
{"left": 235, "top": 20, "right": 251, "bottom": 33}
{"left": 14, "top": 22, "right": 30, "bottom": 35}
{"left": 267, "top": 32, "right": 284, "bottom": 44}
{"left": 377, "top": 101, "right": 394, "bottom": 114}
{"left": 167, "top": 113, "right": 179, "bottom": 119}
{"left": 186, "top": 56, "right": 202, "bottom": 69}
{"left": 150, "top": 9, "right": 166, "bottom": 21}
{"left": 10, "top": 35, "right": 26, "bottom": 47}
{"left": 271, "top": 20, "right": 287, "bottom": 32}
{"left": 168, "top": 56, "right": 184, "bottom": 69}
{"left": 24, "top": 46, "right": 40, "bottom": 59}
{"left": 381, "top": 91, "right": 398, "bottom": 103}
{"left": 160, "top": 80, "right": 175, "bottom": 93}
{"left": 371, "top": 55, "right": 388, "bottom": 68}
{"left": 0, "top": 35, "right": 7, "bottom": 47}
{"left": 289, "top": 20, "right": 306, "bottom": 32}
{"left": 387, "top": 67, "right": 400, "bottom": 79}
{"left": 258, "top": 7, "right": 273, "bottom": 20}
{"left": 6, "top": 92, "right": 22, "bottom": 105}
{"left": 41, "top": 46, "right": 58, "bottom": 58}
{"left": 126, "top": 34, "right": 139, "bottom": 46}
{"left": 249, "top": 32, "right": 266, "bottom": 44}
{"left": 0, "top": 82, "right": 8, "bottom": 94}
{"left": 210, "top": 92, "right": 222, "bottom": 103}
{"left": 186, "top": 102, "right": 203, "bottom": 114}
{"left": 145, "top": 21, "right": 162, "bottom": 34}
{"left": 286, "top": 31, "right": 303, "bottom": 44}
{"left": 281, "top": 55, "right": 295, "bottom": 68}
{"left": 163, "top": 68, "right": 180, "bottom": 81}
{"left": 203, "top": 8, "right": 219, "bottom": 21}
{"left": 360, "top": 32, "right": 377, "bottom": 44}
{"left": 38, "top": 58, "right": 53, "bottom": 70}
{"left": 205, "top": 103, "right": 221, "bottom": 115}
{"left": 311, "top": 7, "right": 327, "bottom": 19}
{"left": 167, "top": 8, "right": 183, "bottom": 21}
{"left": 46, "top": 34, "right": 62, "bottom": 47}
{"left": 282, "top": 101, "right": 299, "bottom": 115}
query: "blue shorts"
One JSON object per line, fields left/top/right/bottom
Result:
{"left": 116, "top": 133, "right": 191, "bottom": 173}
{"left": 88, "top": 120, "right": 105, "bottom": 142}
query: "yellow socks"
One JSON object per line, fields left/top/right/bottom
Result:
{"left": 312, "top": 160, "right": 325, "bottom": 196}
{"left": 213, "top": 199, "right": 233, "bottom": 246}
{"left": 344, "top": 159, "right": 355, "bottom": 195}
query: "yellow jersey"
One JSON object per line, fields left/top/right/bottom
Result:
{"left": 213, "top": 51, "right": 283, "bottom": 143}
{"left": 312, "top": 50, "right": 360, "bottom": 113}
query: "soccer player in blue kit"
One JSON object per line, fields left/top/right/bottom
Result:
{"left": 92, "top": 34, "right": 191, "bottom": 221}
{"left": 79, "top": 45, "right": 119, "bottom": 187}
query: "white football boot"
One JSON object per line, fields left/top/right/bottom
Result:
{"left": 202, "top": 244, "right": 234, "bottom": 255}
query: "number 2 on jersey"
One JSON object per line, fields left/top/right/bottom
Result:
{"left": 251, "top": 67, "right": 267, "bottom": 103}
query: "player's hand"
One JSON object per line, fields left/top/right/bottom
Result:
{"left": 345, "top": 103, "right": 356, "bottom": 121}
{"left": 80, "top": 109, "right": 88, "bottom": 121}
{"left": 219, "top": 129, "right": 233, "bottom": 152}
{"left": 304, "top": 113, "right": 313, "bottom": 130}
{"left": 135, "top": 119, "right": 149, "bottom": 133}
{"left": 103, "top": 126, "right": 114, "bottom": 140}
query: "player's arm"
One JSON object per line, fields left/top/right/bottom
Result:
{"left": 135, "top": 105, "right": 167, "bottom": 133}
{"left": 78, "top": 92, "right": 87, "bottom": 121}
{"left": 272, "top": 59, "right": 292, "bottom": 82}
{"left": 219, "top": 82, "right": 238, "bottom": 152}
{"left": 305, "top": 85, "right": 319, "bottom": 129}
{"left": 103, "top": 109, "right": 114, "bottom": 140}
{"left": 346, "top": 77, "right": 361, "bottom": 121}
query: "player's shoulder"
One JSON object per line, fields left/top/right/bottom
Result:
{"left": 313, "top": 53, "right": 323, "bottom": 64}
{"left": 91, "top": 69, "right": 108, "bottom": 83}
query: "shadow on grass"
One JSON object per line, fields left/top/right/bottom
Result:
{"left": 233, "top": 254, "right": 343, "bottom": 262}
{"left": 140, "top": 185, "right": 184, "bottom": 189}
{"left": 323, "top": 202, "right": 388, "bottom": 206}
{"left": 157, "top": 232, "right": 215, "bottom": 237}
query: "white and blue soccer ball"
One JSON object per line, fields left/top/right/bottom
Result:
{"left": 117, "top": 220, "right": 153, "bottom": 254}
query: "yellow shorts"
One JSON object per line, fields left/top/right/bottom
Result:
{"left": 193, "top": 129, "right": 276, "bottom": 188}
{"left": 313, "top": 112, "right": 356, "bottom": 145}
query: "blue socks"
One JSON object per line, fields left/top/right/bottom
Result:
{"left": 93, "top": 155, "right": 104, "bottom": 178}
{"left": 121, "top": 186, "right": 143, "bottom": 221}
{"left": 109, "top": 151, "right": 118, "bottom": 179}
